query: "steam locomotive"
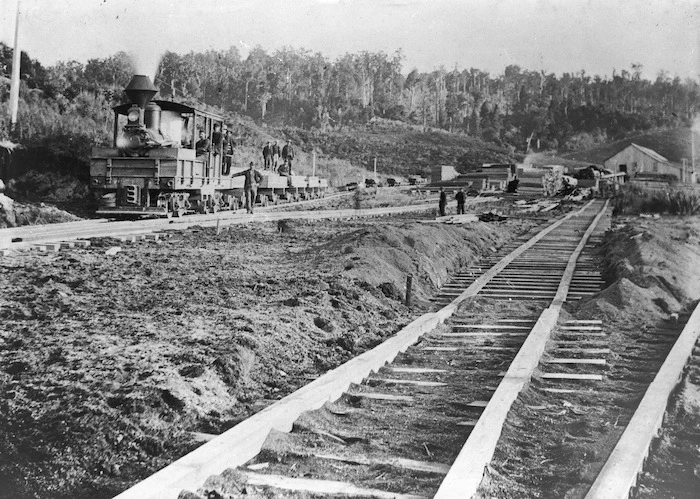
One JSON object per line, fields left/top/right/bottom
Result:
{"left": 90, "top": 75, "right": 328, "bottom": 217}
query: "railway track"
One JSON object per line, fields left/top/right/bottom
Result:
{"left": 0, "top": 194, "right": 471, "bottom": 253}
{"left": 114, "top": 199, "right": 619, "bottom": 499}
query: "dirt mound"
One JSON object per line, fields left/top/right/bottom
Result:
{"left": 579, "top": 277, "right": 681, "bottom": 322}
{"left": 0, "top": 192, "right": 80, "bottom": 228}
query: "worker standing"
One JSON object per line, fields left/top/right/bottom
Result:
{"left": 222, "top": 126, "right": 235, "bottom": 174}
{"left": 282, "top": 140, "right": 294, "bottom": 174}
{"left": 438, "top": 187, "right": 447, "bottom": 217}
{"left": 262, "top": 141, "right": 272, "bottom": 170}
{"left": 455, "top": 188, "right": 465, "bottom": 214}
{"left": 271, "top": 140, "right": 280, "bottom": 173}
{"left": 232, "top": 162, "right": 263, "bottom": 214}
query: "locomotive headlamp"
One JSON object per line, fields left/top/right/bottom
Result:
{"left": 127, "top": 108, "right": 140, "bottom": 123}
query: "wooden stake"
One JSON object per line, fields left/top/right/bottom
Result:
{"left": 405, "top": 274, "right": 413, "bottom": 307}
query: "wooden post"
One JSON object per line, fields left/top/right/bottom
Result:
{"left": 216, "top": 218, "right": 220, "bottom": 235}
{"left": 405, "top": 275, "right": 413, "bottom": 308}
{"left": 312, "top": 150, "right": 316, "bottom": 177}
{"left": 373, "top": 157, "right": 377, "bottom": 184}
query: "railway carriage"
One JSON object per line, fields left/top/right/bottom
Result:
{"left": 90, "top": 75, "right": 327, "bottom": 217}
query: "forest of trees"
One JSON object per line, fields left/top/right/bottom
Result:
{"left": 1, "top": 42, "right": 699, "bottom": 157}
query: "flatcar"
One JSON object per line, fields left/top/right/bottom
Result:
{"left": 90, "top": 75, "right": 328, "bottom": 217}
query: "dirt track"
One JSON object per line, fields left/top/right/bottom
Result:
{"left": 0, "top": 207, "right": 537, "bottom": 499}
{"left": 2, "top": 206, "right": 698, "bottom": 499}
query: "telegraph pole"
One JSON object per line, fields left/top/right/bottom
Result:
{"left": 9, "top": 1, "right": 22, "bottom": 136}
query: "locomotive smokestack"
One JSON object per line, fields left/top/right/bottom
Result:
{"left": 124, "top": 75, "right": 158, "bottom": 109}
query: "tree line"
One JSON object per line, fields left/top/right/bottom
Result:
{"left": 1, "top": 42, "right": 699, "bottom": 155}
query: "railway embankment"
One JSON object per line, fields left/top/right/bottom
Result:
{"left": 0, "top": 207, "right": 541, "bottom": 498}
{"left": 477, "top": 215, "right": 700, "bottom": 498}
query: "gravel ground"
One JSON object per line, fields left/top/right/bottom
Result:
{"left": 0, "top": 206, "right": 537, "bottom": 499}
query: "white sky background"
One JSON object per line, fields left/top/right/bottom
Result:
{"left": 0, "top": 0, "right": 698, "bottom": 80}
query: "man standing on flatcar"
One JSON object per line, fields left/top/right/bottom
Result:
{"left": 211, "top": 124, "right": 224, "bottom": 174}
{"left": 271, "top": 140, "right": 280, "bottom": 173}
{"left": 232, "top": 162, "right": 263, "bottom": 214}
{"left": 222, "top": 126, "right": 235, "bottom": 174}
{"left": 262, "top": 141, "right": 272, "bottom": 170}
{"left": 282, "top": 140, "right": 294, "bottom": 174}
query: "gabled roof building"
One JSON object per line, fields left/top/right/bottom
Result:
{"left": 603, "top": 143, "right": 683, "bottom": 180}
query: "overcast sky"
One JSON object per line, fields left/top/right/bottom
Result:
{"left": 1, "top": 0, "right": 698, "bottom": 80}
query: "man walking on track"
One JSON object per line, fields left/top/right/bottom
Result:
{"left": 232, "top": 162, "right": 263, "bottom": 214}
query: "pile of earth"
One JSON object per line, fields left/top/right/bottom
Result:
{"left": 0, "top": 191, "right": 80, "bottom": 228}
{"left": 0, "top": 212, "right": 540, "bottom": 499}
{"left": 478, "top": 214, "right": 700, "bottom": 498}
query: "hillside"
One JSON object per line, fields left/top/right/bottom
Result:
{"left": 225, "top": 116, "right": 522, "bottom": 186}
{"left": 560, "top": 127, "right": 696, "bottom": 165}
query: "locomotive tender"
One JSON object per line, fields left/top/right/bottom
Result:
{"left": 90, "top": 75, "right": 328, "bottom": 217}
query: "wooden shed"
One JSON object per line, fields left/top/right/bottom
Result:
{"left": 603, "top": 143, "right": 681, "bottom": 180}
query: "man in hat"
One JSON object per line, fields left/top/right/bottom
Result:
{"left": 282, "top": 140, "right": 294, "bottom": 174}
{"left": 271, "top": 140, "right": 280, "bottom": 173}
{"left": 262, "top": 141, "right": 272, "bottom": 170}
{"left": 231, "top": 162, "right": 263, "bottom": 214}
{"left": 222, "top": 125, "right": 235, "bottom": 174}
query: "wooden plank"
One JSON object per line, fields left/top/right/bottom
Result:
{"left": 554, "top": 348, "right": 611, "bottom": 355}
{"left": 242, "top": 473, "right": 427, "bottom": 499}
{"left": 564, "top": 320, "right": 603, "bottom": 324}
{"left": 347, "top": 392, "right": 414, "bottom": 402}
{"left": 422, "top": 347, "right": 459, "bottom": 352}
{"left": 439, "top": 332, "right": 527, "bottom": 337}
{"left": 555, "top": 339, "right": 608, "bottom": 345}
{"left": 559, "top": 332, "right": 606, "bottom": 337}
{"left": 560, "top": 326, "right": 603, "bottom": 331}
{"left": 541, "top": 373, "right": 603, "bottom": 381}
{"left": 313, "top": 453, "right": 450, "bottom": 474}
{"left": 388, "top": 367, "right": 448, "bottom": 374}
{"left": 451, "top": 324, "right": 531, "bottom": 330}
{"left": 547, "top": 358, "right": 607, "bottom": 366}
{"left": 586, "top": 300, "right": 700, "bottom": 499}
{"left": 370, "top": 378, "right": 447, "bottom": 387}
{"left": 542, "top": 388, "right": 591, "bottom": 394}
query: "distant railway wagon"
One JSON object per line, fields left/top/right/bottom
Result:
{"left": 90, "top": 75, "right": 328, "bottom": 217}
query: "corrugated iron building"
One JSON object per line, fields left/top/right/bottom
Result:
{"left": 603, "top": 143, "right": 682, "bottom": 179}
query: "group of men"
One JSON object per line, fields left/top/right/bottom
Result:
{"left": 438, "top": 187, "right": 467, "bottom": 217}
{"left": 262, "top": 140, "right": 294, "bottom": 174}
{"left": 193, "top": 127, "right": 298, "bottom": 215}
{"left": 195, "top": 124, "right": 237, "bottom": 174}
